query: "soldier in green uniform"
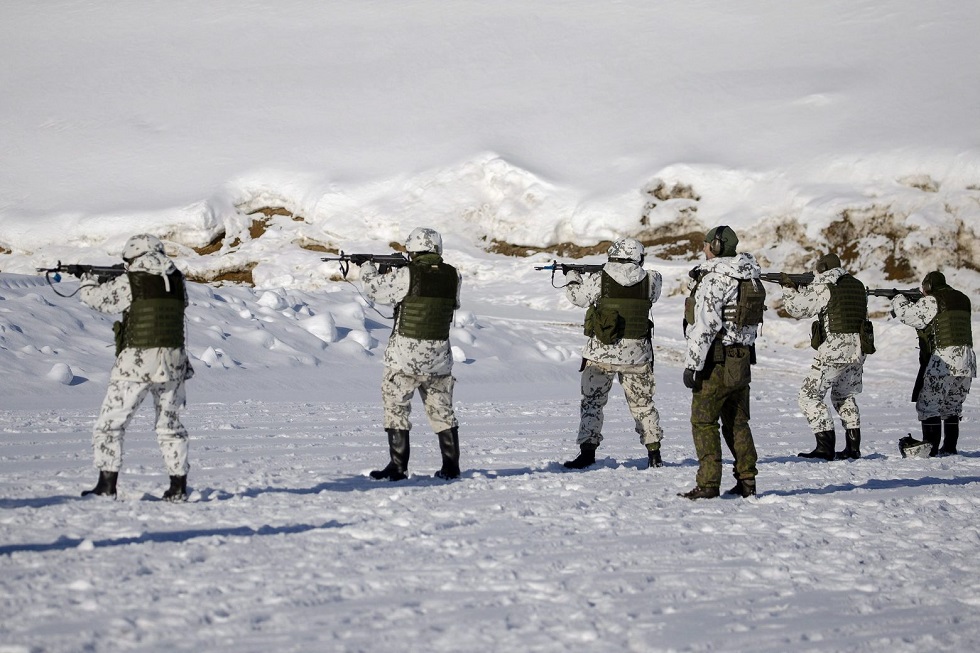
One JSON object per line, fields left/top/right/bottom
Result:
{"left": 680, "top": 226, "right": 765, "bottom": 500}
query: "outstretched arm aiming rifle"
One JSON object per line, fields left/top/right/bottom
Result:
{"left": 534, "top": 260, "right": 605, "bottom": 288}
{"left": 36, "top": 262, "right": 126, "bottom": 297}
{"left": 320, "top": 251, "right": 409, "bottom": 279}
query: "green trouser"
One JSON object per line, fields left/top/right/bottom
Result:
{"left": 690, "top": 346, "right": 758, "bottom": 490}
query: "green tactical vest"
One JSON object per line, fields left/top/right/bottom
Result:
{"left": 396, "top": 254, "right": 458, "bottom": 341}
{"left": 825, "top": 274, "right": 867, "bottom": 334}
{"left": 927, "top": 286, "right": 973, "bottom": 350}
{"left": 117, "top": 270, "right": 186, "bottom": 353}
{"left": 596, "top": 271, "right": 652, "bottom": 341}
{"left": 722, "top": 279, "right": 766, "bottom": 328}
{"left": 684, "top": 272, "right": 765, "bottom": 330}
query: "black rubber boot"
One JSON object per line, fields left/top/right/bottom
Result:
{"left": 940, "top": 416, "right": 960, "bottom": 455}
{"left": 798, "top": 430, "right": 836, "bottom": 461}
{"left": 162, "top": 475, "right": 188, "bottom": 502}
{"left": 370, "top": 429, "right": 410, "bottom": 480}
{"left": 563, "top": 442, "right": 598, "bottom": 469}
{"left": 647, "top": 448, "right": 663, "bottom": 469}
{"left": 435, "top": 427, "right": 461, "bottom": 480}
{"left": 81, "top": 470, "right": 118, "bottom": 498}
{"left": 835, "top": 428, "right": 862, "bottom": 460}
{"left": 922, "top": 417, "right": 942, "bottom": 457}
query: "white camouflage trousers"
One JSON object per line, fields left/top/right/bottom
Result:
{"left": 916, "top": 373, "right": 972, "bottom": 421}
{"left": 577, "top": 360, "right": 664, "bottom": 447}
{"left": 381, "top": 368, "right": 458, "bottom": 433}
{"left": 798, "top": 361, "right": 863, "bottom": 433}
{"left": 92, "top": 379, "right": 190, "bottom": 476}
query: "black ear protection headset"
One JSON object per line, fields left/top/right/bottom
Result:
{"left": 709, "top": 225, "right": 730, "bottom": 256}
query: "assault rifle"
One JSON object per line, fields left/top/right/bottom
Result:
{"left": 534, "top": 260, "right": 605, "bottom": 288}
{"left": 320, "top": 251, "right": 409, "bottom": 279}
{"left": 36, "top": 262, "right": 126, "bottom": 297}
{"left": 866, "top": 288, "right": 924, "bottom": 302}
{"left": 759, "top": 272, "right": 814, "bottom": 288}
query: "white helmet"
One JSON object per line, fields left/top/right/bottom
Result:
{"left": 122, "top": 234, "right": 166, "bottom": 262}
{"left": 608, "top": 237, "right": 644, "bottom": 263}
{"left": 405, "top": 227, "right": 443, "bottom": 255}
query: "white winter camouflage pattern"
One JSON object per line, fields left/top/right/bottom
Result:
{"left": 782, "top": 266, "right": 865, "bottom": 432}
{"left": 683, "top": 253, "right": 762, "bottom": 371}
{"left": 892, "top": 294, "right": 976, "bottom": 420}
{"left": 565, "top": 261, "right": 664, "bottom": 447}
{"left": 381, "top": 368, "right": 458, "bottom": 432}
{"left": 577, "top": 360, "right": 663, "bottom": 447}
{"left": 782, "top": 267, "right": 864, "bottom": 364}
{"left": 78, "top": 245, "right": 192, "bottom": 476}
{"left": 404, "top": 227, "right": 443, "bottom": 255}
{"left": 361, "top": 256, "right": 462, "bottom": 431}
{"left": 565, "top": 262, "right": 663, "bottom": 366}
{"left": 361, "top": 260, "right": 461, "bottom": 376}
{"left": 93, "top": 380, "right": 190, "bottom": 475}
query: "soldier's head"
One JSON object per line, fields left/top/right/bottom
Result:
{"left": 704, "top": 226, "right": 738, "bottom": 259}
{"left": 921, "top": 270, "right": 947, "bottom": 295}
{"left": 405, "top": 227, "right": 443, "bottom": 256}
{"left": 122, "top": 234, "right": 166, "bottom": 263}
{"left": 607, "top": 238, "right": 644, "bottom": 265}
{"left": 814, "top": 253, "right": 841, "bottom": 274}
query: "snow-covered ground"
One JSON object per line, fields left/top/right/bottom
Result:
{"left": 2, "top": 1, "right": 980, "bottom": 652}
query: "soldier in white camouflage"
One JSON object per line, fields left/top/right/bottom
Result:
{"left": 78, "top": 234, "right": 194, "bottom": 501}
{"left": 892, "top": 271, "right": 975, "bottom": 456}
{"left": 780, "top": 253, "right": 870, "bottom": 461}
{"left": 680, "top": 226, "right": 764, "bottom": 500}
{"left": 560, "top": 237, "right": 665, "bottom": 470}
{"left": 361, "top": 227, "right": 463, "bottom": 480}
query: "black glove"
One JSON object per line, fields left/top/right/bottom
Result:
{"left": 64, "top": 264, "right": 85, "bottom": 278}
{"left": 688, "top": 267, "right": 701, "bottom": 280}
{"left": 683, "top": 368, "right": 701, "bottom": 391}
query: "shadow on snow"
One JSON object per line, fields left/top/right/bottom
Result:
{"left": 0, "top": 520, "right": 346, "bottom": 556}
{"left": 763, "top": 475, "right": 980, "bottom": 497}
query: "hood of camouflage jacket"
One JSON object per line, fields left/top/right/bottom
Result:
{"left": 603, "top": 261, "right": 648, "bottom": 286}
{"left": 813, "top": 266, "right": 847, "bottom": 285}
{"left": 127, "top": 250, "right": 180, "bottom": 292}
{"left": 698, "top": 252, "right": 761, "bottom": 281}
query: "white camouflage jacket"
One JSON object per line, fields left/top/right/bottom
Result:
{"left": 79, "top": 252, "right": 193, "bottom": 383}
{"left": 892, "top": 294, "right": 977, "bottom": 378}
{"left": 684, "top": 253, "right": 762, "bottom": 372}
{"left": 782, "top": 267, "right": 864, "bottom": 365}
{"left": 361, "top": 260, "right": 462, "bottom": 376}
{"left": 565, "top": 262, "right": 663, "bottom": 366}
